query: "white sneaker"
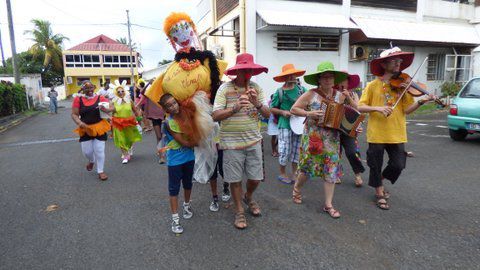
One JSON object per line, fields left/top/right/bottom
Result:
{"left": 171, "top": 219, "right": 183, "bottom": 234}
{"left": 122, "top": 158, "right": 129, "bottom": 164}
{"left": 182, "top": 202, "right": 193, "bottom": 219}
{"left": 221, "top": 190, "right": 231, "bottom": 202}
{"left": 209, "top": 201, "right": 219, "bottom": 212}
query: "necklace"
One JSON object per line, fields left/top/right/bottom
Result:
{"left": 381, "top": 80, "right": 397, "bottom": 107}
{"left": 178, "top": 58, "right": 201, "bottom": 71}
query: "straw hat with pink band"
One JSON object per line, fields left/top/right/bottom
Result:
{"left": 370, "top": 47, "right": 414, "bottom": 77}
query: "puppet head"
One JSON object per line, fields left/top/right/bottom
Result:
{"left": 110, "top": 80, "right": 131, "bottom": 104}
{"left": 164, "top": 12, "right": 202, "bottom": 52}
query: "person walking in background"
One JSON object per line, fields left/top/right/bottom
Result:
{"left": 270, "top": 64, "right": 306, "bottom": 185}
{"left": 48, "top": 86, "right": 58, "bottom": 114}
{"left": 100, "top": 80, "right": 142, "bottom": 164}
{"left": 334, "top": 73, "right": 365, "bottom": 187}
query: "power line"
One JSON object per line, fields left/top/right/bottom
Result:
{"left": 131, "top": 23, "right": 163, "bottom": 31}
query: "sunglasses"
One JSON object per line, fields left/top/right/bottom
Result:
{"left": 117, "top": 90, "right": 124, "bottom": 94}
{"left": 387, "top": 59, "right": 403, "bottom": 64}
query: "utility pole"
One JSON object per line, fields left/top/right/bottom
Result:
{"left": 6, "top": 0, "right": 20, "bottom": 83}
{"left": 126, "top": 10, "right": 135, "bottom": 86}
{"left": 0, "top": 28, "right": 6, "bottom": 67}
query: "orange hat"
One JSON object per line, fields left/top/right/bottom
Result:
{"left": 273, "top": 64, "right": 306, "bottom": 82}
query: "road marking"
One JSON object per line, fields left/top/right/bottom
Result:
{"left": 0, "top": 138, "right": 77, "bottom": 148}
{"left": 407, "top": 119, "right": 447, "bottom": 123}
{"left": 418, "top": 133, "right": 450, "bottom": 138}
{"left": 415, "top": 123, "right": 428, "bottom": 126}
{"left": 436, "top": 125, "right": 448, "bottom": 129}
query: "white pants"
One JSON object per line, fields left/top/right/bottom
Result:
{"left": 81, "top": 139, "right": 105, "bottom": 173}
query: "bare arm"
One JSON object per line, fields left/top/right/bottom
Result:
{"left": 71, "top": 107, "right": 87, "bottom": 129}
{"left": 404, "top": 95, "right": 435, "bottom": 115}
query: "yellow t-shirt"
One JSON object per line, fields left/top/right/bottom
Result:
{"left": 359, "top": 78, "right": 414, "bottom": 144}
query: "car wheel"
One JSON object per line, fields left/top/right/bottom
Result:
{"left": 449, "top": 129, "right": 468, "bottom": 141}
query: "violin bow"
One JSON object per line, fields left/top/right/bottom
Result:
{"left": 391, "top": 57, "right": 429, "bottom": 110}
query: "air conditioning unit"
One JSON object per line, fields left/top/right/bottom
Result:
{"left": 211, "top": 44, "right": 224, "bottom": 59}
{"left": 67, "top": 76, "right": 73, "bottom": 84}
{"left": 350, "top": 45, "right": 368, "bottom": 61}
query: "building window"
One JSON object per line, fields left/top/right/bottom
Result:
{"left": 119, "top": 77, "right": 131, "bottom": 85}
{"left": 275, "top": 33, "right": 340, "bottom": 51}
{"left": 103, "top": 55, "right": 135, "bottom": 68}
{"left": 446, "top": 55, "right": 471, "bottom": 83}
{"left": 427, "top": 54, "right": 445, "bottom": 81}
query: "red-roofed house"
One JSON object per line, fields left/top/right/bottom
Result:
{"left": 62, "top": 34, "right": 139, "bottom": 95}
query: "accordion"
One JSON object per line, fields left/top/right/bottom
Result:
{"left": 316, "top": 100, "right": 365, "bottom": 137}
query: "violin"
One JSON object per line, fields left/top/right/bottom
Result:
{"left": 390, "top": 72, "right": 445, "bottom": 107}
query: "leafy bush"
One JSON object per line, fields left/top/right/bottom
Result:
{"left": 0, "top": 81, "right": 28, "bottom": 117}
{"left": 440, "top": 81, "right": 462, "bottom": 97}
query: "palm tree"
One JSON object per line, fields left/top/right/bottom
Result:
{"left": 24, "top": 19, "right": 69, "bottom": 71}
{"left": 116, "top": 37, "right": 142, "bottom": 67}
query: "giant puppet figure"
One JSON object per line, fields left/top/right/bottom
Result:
{"left": 145, "top": 12, "right": 227, "bottom": 146}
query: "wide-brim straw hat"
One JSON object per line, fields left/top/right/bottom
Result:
{"left": 304, "top": 61, "right": 348, "bottom": 86}
{"left": 225, "top": 53, "right": 268, "bottom": 76}
{"left": 370, "top": 47, "right": 414, "bottom": 77}
{"left": 273, "top": 64, "right": 306, "bottom": 82}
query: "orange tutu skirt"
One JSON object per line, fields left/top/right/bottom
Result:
{"left": 111, "top": 116, "right": 137, "bottom": 131}
{"left": 74, "top": 119, "right": 111, "bottom": 137}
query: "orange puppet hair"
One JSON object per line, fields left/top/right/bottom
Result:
{"left": 174, "top": 98, "right": 201, "bottom": 146}
{"left": 163, "top": 12, "right": 197, "bottom": 38}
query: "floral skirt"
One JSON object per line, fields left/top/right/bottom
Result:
{"left": 298, "top": 127, "right": 342, "bottom": 183}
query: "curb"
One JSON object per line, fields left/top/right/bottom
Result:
{"left": 0, "top": 110, "right": 46, "bottom": 134}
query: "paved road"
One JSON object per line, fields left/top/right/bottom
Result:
{"left": 1, "top": 104, "right": 479, "bottom": 270}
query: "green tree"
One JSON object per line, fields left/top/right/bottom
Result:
{"left": 24, "top": 19, "right": 69, "bottom": 72}
{"left": 158, "top": 59, "right": 172, "bottom": 66}
{"left": 116, "top": 37, "right": 142, "bottom": 67}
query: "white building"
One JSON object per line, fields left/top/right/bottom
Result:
{"left": 195, "top": 0, "right": 480, "bottom": 97}
{"left": 0, "top": 74, "right": 44, "bottom": 107}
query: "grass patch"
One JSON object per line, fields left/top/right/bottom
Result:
{"left": 412, "top": 103, "right": 444, "bottom": 115}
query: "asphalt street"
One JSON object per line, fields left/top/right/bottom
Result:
{"left": 0, "top": 103, "right": 479, "bottom": 270}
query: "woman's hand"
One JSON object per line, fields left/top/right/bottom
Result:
{"left": 98, "top": 105, "right": 109, "bottom": 113}
{"left": 78, "top": 122, "right": 88, "bottom": 129}
{"left": 307, "top": 110, "right": 324, "bottom": 120}
{"left": 282, "top": 110, "right": 292, "bottom": 118}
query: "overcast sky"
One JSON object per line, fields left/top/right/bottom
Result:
{"left": 0, "top": 0, "right": 196, "bottom": 70}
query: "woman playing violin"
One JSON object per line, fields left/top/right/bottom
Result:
{"left": 358, "top": 47, "right": 436, "bottom": 210}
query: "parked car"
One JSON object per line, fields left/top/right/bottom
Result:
{"left": 447, "top": 77, "right": 480, "bottom": 141}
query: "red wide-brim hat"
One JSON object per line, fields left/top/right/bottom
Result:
{"left": 334, "top": 72, "right": 360, "bottom": 90}
{"left": 225, "top": 53, "right": 268, "bottom": 76}
{"left": 370, "top": 47, "right": 414, "bottom": 77}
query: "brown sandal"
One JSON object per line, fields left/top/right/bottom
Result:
{"left": 375, "top": 195, "right": 390, "bottom": 210}
{"left": 292, "top": 187, "right": 302, "bottom": 204}
{"left": 234, "top": 212, "right": 247, "bottom": 229}
{"left": 98, "top": 172, "right": 108, "bottom": 181}
{"left": 323, "top": 206, "right": 341, "bottom": 219}
{"left": 86, "top": 162, "right": 94, "bottom": 171}
{"left": 243, "top": 196, "right": 261, "bottom": 216}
